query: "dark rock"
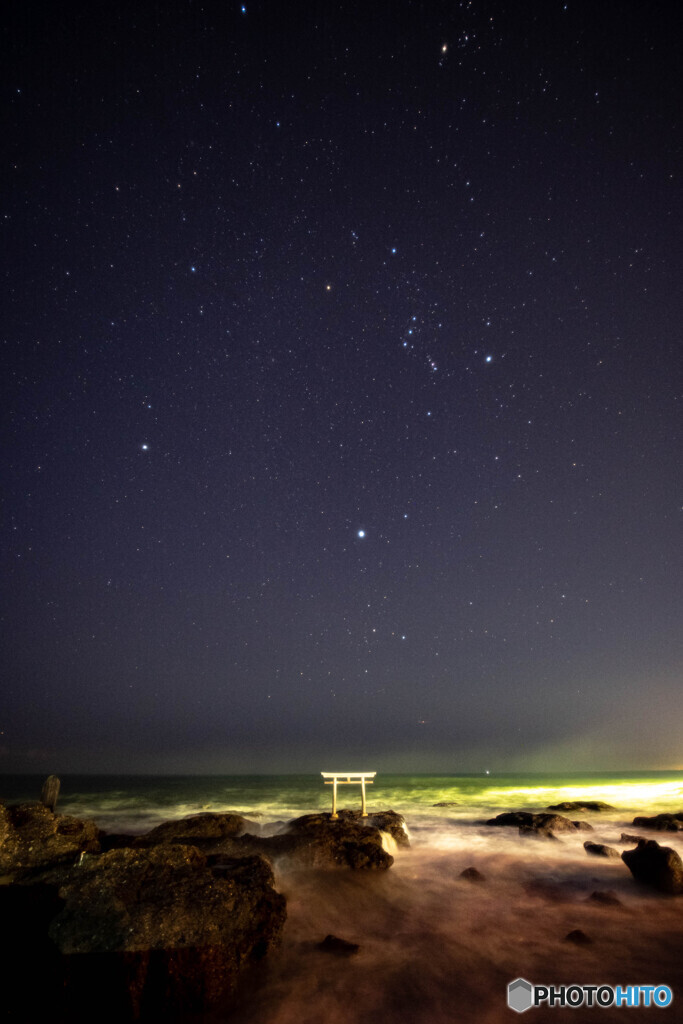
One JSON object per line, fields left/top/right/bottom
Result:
{"left": 519, "top": 824, "right": 561, "bottom": 841}
{"left": 99, "top": 832, "right": 138, "bottom": 852}
{"left": 583, "top": 841, "right": 620, "bottom": 858}
{"left": 363, "top": 809, "right": 410, "bottom": 847}
{"left": 316, "top": 934, "right": 360, "bottom": 955}
{"left": 588, "top": 890, "right": 622, "bottom": 906}
{"left": 621, "top": 839, "right": 683, "bottom": 895}
{"left": 564, "top": 929, "right": 592, "bottom": 945}
{"left": 620, "top": 833, "right": 645, "bottom": 845}
{"left": 280, "top": 811, "right": 397, "bottom": 868}
{"left": 13, "top": 844, "right": 286, "bottom": 1020}
{"left": 432, "top": 801, "right": 459, "bottom": 807}
{"left": 632, "top": 812, "right": 683, "bottom": 832}
{"left": 547, "top": 801, "right": 615, "bottom": 812}
{"left": 487, "top": 811, "right": 592, "bottom": 836}
{"left": 133, "top": 809, "right": 403, "bottom": 869}
{"left": 459, "top": 866, "right": 485, "bottom": 882}
{"left": 0, "top": 802, "right": 100, "bottom": 875}
{"left": 134, "top": 811, "right": 250, "bottom": 848}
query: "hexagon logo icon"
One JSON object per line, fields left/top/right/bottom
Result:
{"left": 508, "top": 978, "right": 534, "bottom": 1013}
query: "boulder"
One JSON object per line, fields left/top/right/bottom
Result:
{"left": 588, "top": 890, "right": 622, "bottom": 906}
{"left": 8, "top": 844, "right": 286, "bottom": 1020}
{"left": 432, "top": 801, "right": 459, "bottom": 807}
{"left": 134, "top": 811, "right": 250, "bottom": 847}
{"left": 564, "top": 929, "right": 592, "bottom": 945}
{"left": 583, "top": 841, "right": 620, "bottom": 858}
{"left": 316, "top": 934, "right": 360, "bottom": 955}
{"left": 519, "top": 824, "right": 561, "bottom": 841}
{"left": 0, "top": 802, "right": 100, "bottom": 875}
{"left": 621, "top": 839, "right": 683, "bottom": 895}
{"left": 459, "top": 866, "right": 485, "bottom": 882}
{"left": 620, "top": 833, "right": 645, "bottom": 845}
{"left": 277, "top": 811, "right": 396, "bottom": 869}
{"left": 632, "top": 812, "right": 683, "bottom": 831}
{"left": 486, "top": 811, "right": 593, "bottom": 835}
{"left": 547, "top": 801, "right": 615, "bottom": 812}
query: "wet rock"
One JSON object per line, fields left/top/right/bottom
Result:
{"left": 11, "top": 844, "right": 286, "bottom": 1020}
{"left": 432, "top": 801, "right": 459, "bottom": 807}
{"left": 519, "top": 824, "right": 561, "bottom": 841}
{"left": 279, "top": 811, "right": 396, "bottom": 868}
{"left": 487, "top": 811, "right": 593, "bottom": 835}
{"left": 632, "top": 812, "right": 683, "bottom": 831}
{"left": 620, "top": 833, "right": 645, "bottom": 845}
{"left": 547, "top": 801, "right": 615, "bottom": 812}
{"left": 588, "top": 890, "right": 622, "bottom": 906}
{"left": 316, "top": 934, "right": 360, "bottom": 955}
{"left": 0, "top": 802, "right": 100, "bottom": 875}
{"left": 621, "top": 839, "right": 683, "bottom": 895}
{"left": 459, "top": 866, "right": 485, "bottom": 882}
{"left": 134, "top": 811, "right": 250, "bottom": 848}
{"left": 564, "top": 929, "right": 592, "bottom": 945}
{"left": 583, "top": 841, "right": 620, "bottom": 858}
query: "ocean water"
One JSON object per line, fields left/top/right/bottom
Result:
{"left": 3, "top": 772, "right": 683, "bottom": 1023}
{"left": 2, "top": 770, "right": 683, "bottom": 835}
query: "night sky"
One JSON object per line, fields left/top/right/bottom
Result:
{"left": 2, "top": 1, "right": 680, "bottom": 774}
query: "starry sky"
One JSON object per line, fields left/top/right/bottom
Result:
{"left": 2, "top": 0, "right": 681, "bottom": 774}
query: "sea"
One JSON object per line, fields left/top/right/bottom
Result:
{"left": 3, "top": 770, "right": 683, "bottom": 835}
{"left": 3, "top": 771, "right": 683, "bottom": 1023}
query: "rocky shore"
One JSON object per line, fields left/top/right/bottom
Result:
{"left": 2, "top": 784, "right": 683, "bottom": 1022}
{"left": 0, "top": 796, "right": 407, "bottom": 1021}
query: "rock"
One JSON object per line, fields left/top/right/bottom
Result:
{"left": 134, "top": 811, "right": 250, "bottom": 847}
{"left": 519, "top": 824, "right": 561, "bottom": 841}
{"left": 363, "top": 809, "right": 411, "bottom": 847}
{"left": 621, "top": 839, "right": 683, "bottom": 895}
{"left": 487, "top": 811, "right": 593, "bottom": 835}
{"left": 547, "top": 801, "right": 615, "bottom": 812}
{"left": 459, "top": 866, "right": 485, "bottom": 882}
{"left": 432, "top": 801, "right": 459, "bottom": 807}
{"left": 588, "top": 890, "right": 622, "bottom": 906}
{"left": 0, "top": 802, "right": 100, "bottom": 875}
{"left": 134, "top": 809, "right": 403, "bottom": 869}
{"left": 620, "top": 833, "right": 645, "bottom": 845}
{"left": 316, "top": 934, "right": 360, "bottom": 955}
{"left": 10, "top": 844, "right": 286, "bottom": 1020}
{"left": 564, "top": 929, "right": 592, "bottom": 945}
{"left": 632, "top": 812, "right": 683, "bottom": 831}
{"left": 279, "top": 811, "right": 396, "bottom": 868}
{"left": 583, "top": 841, "right": 621, "bottom": 858}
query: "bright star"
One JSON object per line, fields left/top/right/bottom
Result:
{"left": 141, "top": 444, "right": 149, "bottom": 451}
{"left": 485, "top": 355, "right": 492, "bottom": 363}
{"left": 357, "top": 530, "right": 366, "bottom": 538}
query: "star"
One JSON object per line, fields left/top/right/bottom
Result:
{"left": 141, "top": 444, "right": 150, "bottom": 451}
{"left": 357, "top": 529, "right": 366, "bottom": 538}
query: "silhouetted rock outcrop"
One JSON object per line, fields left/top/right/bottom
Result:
{"left": 459, "top": 866, "right": 486, "bottom": 882}
{"left": 316, "top": 934, "right": 360, "bottom": 955}
{"left": 547, "top": 801, "right": 615, "bottom": 812}
{"left": 621, "top": 839, "right": 683, "bottom": 895}
{"left": 486, "top": 811, "right": 593, "bottom": 837}
{"left": 583, "top": 841, "right": 620, "bottom": 858}
{"left": 632, "top": 812, "right": 683, "bottom": 831}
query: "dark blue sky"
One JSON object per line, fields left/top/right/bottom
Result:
{"left": 2, "top": 0, "right": 680, "bottom": 773}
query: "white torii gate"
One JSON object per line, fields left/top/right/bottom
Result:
{"left": 321, "top": 771, "right": 376, "bottom": 819}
